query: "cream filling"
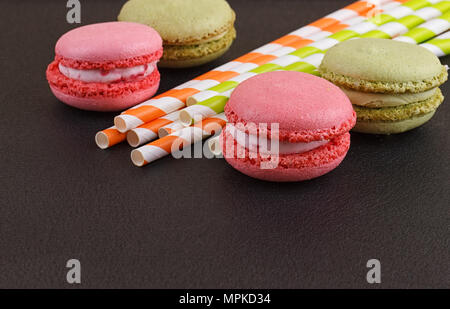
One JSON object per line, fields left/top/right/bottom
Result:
{"left": 197, "top": 30, "right": 228, "bottom": 43}
{"left": 58, "top": 62, "right": 156, "bottom": 83}
{"left": 227, "top": 125, "right": 329, "bottom": 155}
{"left": 342, "top": 87, "right": 438, "bottom": 108}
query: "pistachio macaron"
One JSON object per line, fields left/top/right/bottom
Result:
{"left": 319, "top": 38, "right": 448, "bottom": 134}
{"left": 118, "top": 0, "right": 236, "bottom": 68}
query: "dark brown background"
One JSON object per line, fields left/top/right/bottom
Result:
{"left": 1, "top": 0, "right": 449, "bottom": 289}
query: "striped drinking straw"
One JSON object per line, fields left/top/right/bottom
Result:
{"left": 95, "top": 126, "right": 127, "bottom": 150}
{"left": 158, "top": 120, "right": 185, "bottom": 138}
{"left": 126, "top": 111, "right": 181, "bottom": 148}
{"left": 420, "top": 30, "right": 450, "bottom": 54}
{"left": 178, "top": 0, "right": 449, "bottom": 126}
{"left": 112, "top": 0, "right": 395, "bottom": 133}
{"left": 130, "top": 114, "right": 227, "bottom": 167}
{"left": 394, "top": 10, "right": 450, "bottom": 42}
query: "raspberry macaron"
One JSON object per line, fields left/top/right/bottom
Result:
{"left": 46, "top": 22, "right": 163, "bottom": 112}
{"left": 221, "top": 71, "right": 356, "bottom": 182}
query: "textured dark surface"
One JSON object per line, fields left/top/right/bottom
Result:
{"left": 0, "top": 0, "right": 449, "bottom": 289}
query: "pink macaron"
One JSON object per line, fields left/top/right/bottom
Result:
{"left": 221, "top": 71, "right": 356, "bottom": 182}
{"left": 46, "top": 22, "right": 163, "bottom": 112}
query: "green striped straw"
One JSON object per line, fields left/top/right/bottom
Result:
{"left": 420, "top": 31, "right": 450, "bottom": 54}
{"left": 395, "top": 10, "right": 450, "bottom": 42}
{"left": 179, "top": 0, "right": 450, "bottom": 126}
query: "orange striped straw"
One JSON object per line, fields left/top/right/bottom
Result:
{"left": 158, "top": 120, "right": 185, "bottom": 138}
{"left": 130, "top": 114, "right": 227, "bottom": 167}
{"left": 126, "top": 111, "right": 181, "bottom": 148}
{"left": 95, "top": 126, "right": 127, "bottom": 150}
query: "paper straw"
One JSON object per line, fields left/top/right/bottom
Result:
{"left": 95, "top": 126, "right": 126, "bottom": 150}
{"left": 394, "top": 10, "right": 450, "bottom": 42}
{"left": 419, "top": 30, "right": 450, "bottom": 54}
{"left": 179, "top": 0, "right": 448, "bottom": 126}
{"left": 158, "top": 120, "right": 185, "bottom": 138}
{"left": 114, "top": 95, "right": 185, "bottom": 133}
{"left": 112, "top": 0, "right": 395, "bottom": 133}
{"left": 131, "top": 114, "right": 227, "bottom": 167}
{"left": 126, "top": 111, "right": 180, "bottom": 148}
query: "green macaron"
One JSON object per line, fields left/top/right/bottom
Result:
{"left": 319, "top": 38, "right": 448, "bottom": 134}
{"left": 352, "top": 89, "right": 443, "bottom": 134}
{"left": 118, "top": 0, "right": 236, "bottom": 68}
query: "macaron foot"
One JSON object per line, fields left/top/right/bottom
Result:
{"left": 222, "top": 130, "right": 352, "bottom": 182}
{"left": 160, "top": 44, "right": 233, "bottom": 68}
{"left": 225, "top": 151, "right": 348, "bottom": 182}
{"left": 353, "top": 111, "right": 436, "bottom": 135}
{"left": 160, "top": 28, "right": 236, "bottom": 68}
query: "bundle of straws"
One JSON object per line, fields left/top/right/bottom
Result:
{"left": 94, "top": 0, "right": 450, "bottom": 167}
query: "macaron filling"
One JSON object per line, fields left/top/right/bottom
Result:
{"left": 341, "top": 87, "right": 438, "bottom": 108}
{"left": 227, "top": 124, "right": 330, "bottom": 155}
{"left": 58, "top": 62, "right": 157, "bottom": 83}
{"left": 46, "top": 60, "right": 160, "bottom": 99}
{"left": 352, "top": 89, "right": 444, "bottom": 122}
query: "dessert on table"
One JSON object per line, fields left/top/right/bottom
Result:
{"left": 221, "top": 71, "right": 356, "bottom": 182}
{"left": 118, "top": 0, "right": 236, "bottom": 68}
{"left": 46, "top": 22, "right": 163, "bottom": 112}
{"left": 319, "top": 38, "right": 448, "bottom": 134}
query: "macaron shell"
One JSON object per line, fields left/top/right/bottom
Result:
{"left": 320, "top": 66, "right": 448, "bottom": 94}
{"left": 353, "top": 111, "right": 436, "bottom": 135}
{"left": 222, "top": 131, "right": 350, "bottom": 182}
{"left": 160, "top": 44, "right": 233, "bottom": 68}
{"left": 55, "top": 22, "right": 163, "bottom": 63}
{"left": 225, "top": 71, "right": 356, "bottom": 142}
{"left": 225, "top": 154, "right": 347, "bottom": 182}
{"left": 118, "top": 0, "right": 235, "bottom": 45}
{"left": 319, "top": 38, "right": 444, "bottom": 84}
{"left": 49, "top": 83, "right": 159, "bottom": 112}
